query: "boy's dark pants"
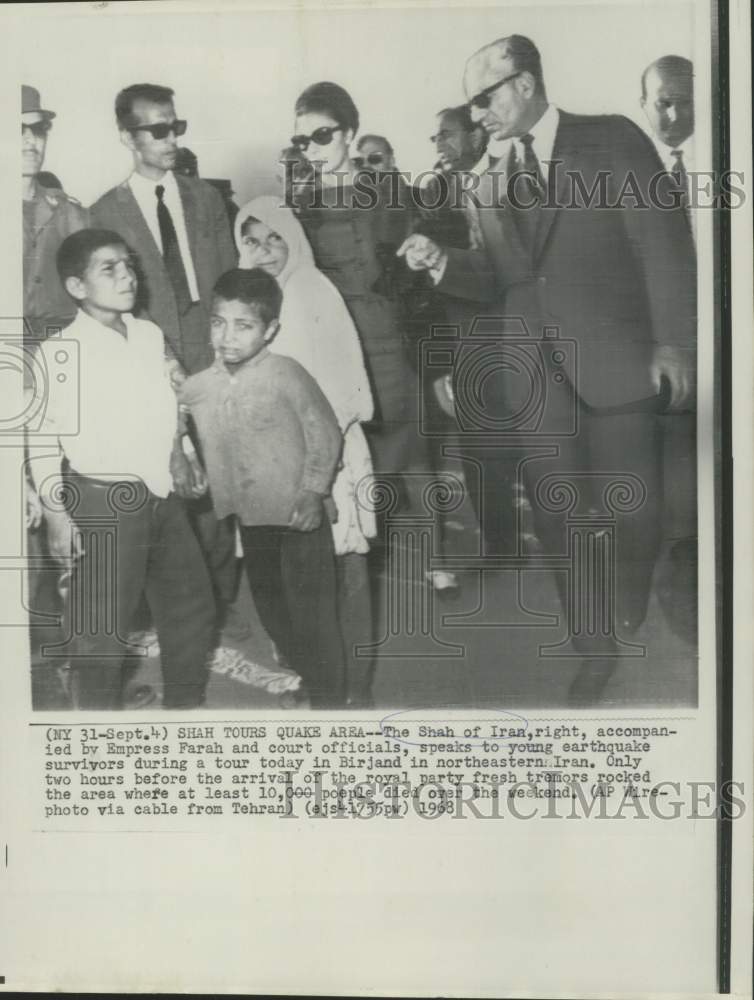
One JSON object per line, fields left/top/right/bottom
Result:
{"left": 60, "top": 476, "right": 214, "bottom": 709}
{"left": 240, "top": 521, "right": 345, "bottom": 708}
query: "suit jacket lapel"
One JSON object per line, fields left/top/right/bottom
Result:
{"left": 176, "top": 175, "right": 198, "bottom": 266}
{"left": 533, "top": 114, "right": 572, "bottom": 263}
{"left": 475, "top": 168, "right": 529, "bottom": 275}
{"left": 114, "top": 182, "right": 164, "bottom": 275}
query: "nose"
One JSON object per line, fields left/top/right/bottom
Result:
{"left": 469, "top": 104, "right": 485, "bottom": 125}
{"left": 667, "top": 105, "right": 678, "bottom": 123}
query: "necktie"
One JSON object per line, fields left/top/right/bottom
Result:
{"left": 670, "top": 149, "right": 689, "bottom": 205}
{"left": 509, "top": 133, "right": 544, "bottom": 251}
{"left": 519, "top": 133, "right": 545, "bottom": 199}
{"left": 155, "top": 184, "right": 192, "bottom": 314}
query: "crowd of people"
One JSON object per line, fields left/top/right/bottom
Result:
{"left": 22, "top": 34, "right": 696, "bottom": 711}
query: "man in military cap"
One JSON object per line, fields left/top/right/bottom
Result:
{"left": 22, "top": 84, "right": 88, "bottom": 343}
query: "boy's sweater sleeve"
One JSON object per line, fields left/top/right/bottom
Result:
{"left": 278, "top": 359, "right": 343, "bottom": 496}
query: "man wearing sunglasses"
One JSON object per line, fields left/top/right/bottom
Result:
{"left": 354, "top": 134, "right": 396, "bottom": 173}
{"left": 23, "top": 85, "right": 88, "bottom": 344}
{"left": 91, "top": 83, "right": 238, "bottom": 629}
{"left": 400, "top": 34, "right": 696, "bottom": 705}
{"left": 91, "top": 83, "right": 236, "bottom": 375}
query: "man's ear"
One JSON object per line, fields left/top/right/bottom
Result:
{"left": 64, "top": 275, "right": 87, "bottom": 302}
{"left": 119, "top": 127, "right": 137, "bottom": 155}
{"left": 264, "top": 319, "right": 280, "bottom": 343}
{"left": 517, "top": 72, "right": 537, "bottom": 99}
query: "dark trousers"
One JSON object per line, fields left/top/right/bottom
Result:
{"left": 522, "top": 382, "right": 662, "bottom": 652}
{"left": 188, "top": 498, "right": 238, "bottom": 607}
{"left": 62, "top": 477, "right": 214, "bottom": 709}
{"left": 335, "top": 552, "right": 374, "bottom": 704}
{"left": 240, "top": 521, "right": 345, "bottom": 708}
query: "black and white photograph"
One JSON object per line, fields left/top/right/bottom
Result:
{"left": 18, "top": 0, "right": 710, "bottom": 714}
{"left": 0, "top": 0, "right": 751, "bottom": 995}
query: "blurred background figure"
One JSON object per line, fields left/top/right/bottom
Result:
{"left": 22, "top": 85, "right": 88, "bottom": 675}
{"left": 22, "top": 85, "right": 88, "bottom": 344}
{"left": 640, "top": 56, "right": 694, "bottom": 217}
{"left": 640, "top": 55, "right": 696, "bottom": 629}
{"left": 174, "top": 145, "right": 199, "bottom": 176}
{"left": 37, "top": 170, "right": 63, "bottom": 189}
{"left": 431, "top": 103, "right": 487, "bottom": 174}
{"left": 354, "top": 133, "right": 396, "bottom": 173}
{"left": 175, "top": 145, "right": 239, "bottom": 227}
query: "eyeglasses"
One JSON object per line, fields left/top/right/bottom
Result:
{"left": 290, "top": 125, "right": 342, "bottom": 151}
{"left": 128, "top": 119, "right": 188, "bottom": 140}
{"left": 22, "top": 121, "right": 52, "bottom": 139}
{"left": 354, "top": 153, "right": 386, "bottom": 167}
{"left": 467, "top": 71, "right": 522, "bottom": 111}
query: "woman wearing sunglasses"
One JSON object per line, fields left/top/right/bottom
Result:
{"left": 288, "top": 83, "right": 436, "bottom": 549}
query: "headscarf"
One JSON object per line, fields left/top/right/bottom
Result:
{"left": 234, "top": 195, "right": 373, "bottom": 429}
{"left": 235, "top": 196, "right": 376, "bottom": 553}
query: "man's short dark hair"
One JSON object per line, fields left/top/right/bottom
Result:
{"left": 56, "top": 228, "right": 129, "bottom": 286}
{"left": 641, "top": 55, "right": 694, "bottom": 99}
{"left": 213, "top": 268, "right": 282, "bottom": 326}
{"left": 115, "top": 83, "right": 175, "bottom": 128}
{"left": 437, "top": 104, "right": 476, "bottom": 132}
{"left": 295, "top": 82, "right": 359, "bottom": 135}
{"left": 502, "top": 35, "right": 545, "bottom": 95}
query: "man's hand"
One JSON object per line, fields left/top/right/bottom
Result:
{"left": 650, "top": 345, "right": 695, "bottom": 411}
{"left": 397, "top": 233, "right": 447, "bottom": 273}
{"left": 289, "top": 489, "right": 324, "bottom": 532}
{"left": 166, "top": 359, "right": 188, "bottom": 392}
{"left": 45, "top": 510, "right": 83, "bottom": 570}
{"left": 170, "top": 449, "right": 207, "bottom": 499}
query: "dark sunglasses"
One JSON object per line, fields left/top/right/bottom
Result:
{"left": 290, "top": 125, "right": 342, "bottom": 151}
{"left": 354, "top": 153, "right": 386, "bottom": 167}
{"left": 22, "top": 121, "right": 52, "bottom": 139}
{"left": 467, "top": 71, "right": 522, "bottom": 111}
{"left": 128, "top": 119, "right": 188, "bottom": 140}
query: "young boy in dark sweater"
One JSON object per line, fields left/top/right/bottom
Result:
{"left": 179, "top": 268, "right": 346, "bottom": 707}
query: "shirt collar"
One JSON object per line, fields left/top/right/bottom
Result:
{"left": 72, "top": 307, "right": 136, "bottom": 341}
{"left": 129, "top": 168, "right": 177, "bottom": 197}
{"left": 652, "top": 134, "right": 694, "bottom": 164}
{"left": 514, "top": 103, "right": 560, "bottom": 165}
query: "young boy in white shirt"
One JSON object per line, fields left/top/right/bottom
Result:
{"left": 29, "top": 228, "right": 214, "bottom": 709}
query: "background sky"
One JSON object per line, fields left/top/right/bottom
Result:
{"left": 20, "top": 0, "right": 698, "bottom": 208}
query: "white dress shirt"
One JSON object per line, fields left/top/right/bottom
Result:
{"left": 128, "top": 169, "right": 200, "bottom": 301}
{"left": 34, "top": 310, "right": 178, "bottom": 497}
{"left": 510, "top": 102, "right": 560, "bottom": 183}
{"left": 651, "top": 134, "right": 695, "bottom": 176}
{"left": 432, "top": 105, "right": 560, "bottom": 283}
{"left": 650, "top": 134, "right": 696, "bottom": 242}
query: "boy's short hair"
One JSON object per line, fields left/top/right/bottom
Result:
{"left": 115, "top": 83, "right": 175, "bottom": 128}
{"left": 56, "top": 228, "right": 129, "bottom": 286}
{"left": 213, "top": 268, "right": 283, "bottom": 325}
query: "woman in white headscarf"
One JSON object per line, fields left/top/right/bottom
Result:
{"left": 235, "top": 195, "right": 376, "bottom": 706}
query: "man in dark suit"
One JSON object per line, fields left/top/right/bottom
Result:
{"left": 400, "top": 35, "right": 696, "bottom": 703}
{"left": 91, "top": 83, "right": 238, "bottom": 623}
